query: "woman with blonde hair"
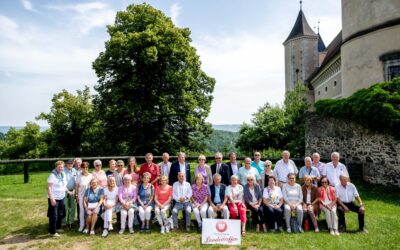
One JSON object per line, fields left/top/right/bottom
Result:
{"left": 191, "top": 173, "right": 210, "bottom": 231}
{"left": 123, "top": 156, "right": 140, "bottom": 185}
{"left": 154, "top": 175, "right": 173, "bottom": 233}
{"left": 137, "top": 172, "right": 155, "bottom": 232}
{"left": 118, "top": 175, "right": 137, "bottom": 234}
{"left": 194, "top": 154, "right": 213, "bottom": 185}
{"left": 83, "top": 178, "right": 104, "bottom": 235}
{"left": 102, "top": 176, "right": 119, "bottom": 237}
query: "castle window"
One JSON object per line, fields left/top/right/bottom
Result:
{"left": 318, "top": 91, "right": 320, "bottom": 96}
{"left": 325, "top": 86, "right": 328, "bottom": 92}
{"left": 334, "top": 81, "right": 337, "bottom": 87}
{"left": 380, "top": 51, "right": 400, "bottom": 81}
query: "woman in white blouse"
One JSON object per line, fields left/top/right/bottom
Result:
{"left": 226, "top": 175, "right": 247, "bottom": 237}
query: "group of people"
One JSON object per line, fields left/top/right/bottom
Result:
{"left": 47, "top": 151, "right": 367, "bottom": 238}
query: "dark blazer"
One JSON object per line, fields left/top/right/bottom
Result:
{"left": 169, "top": 161, "right": 191, "bottom": 185}
{"left": 226, "top": 161, "right": 242, "bottom": 179}
{"left": 243, "top": 183, "right": 263, "bottom": 205}
{"left": 210, "top": 163, "right": 230, "bottom": 186}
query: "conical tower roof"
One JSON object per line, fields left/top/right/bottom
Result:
{"left": 283, "top": 9, "right": 317, "bottom": 44}
{"left": 317, "top": 33, "right": 326, "bottom": 52}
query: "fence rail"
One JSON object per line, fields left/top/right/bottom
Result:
{"left": 0, "top": 156, "right": 318, "bottom": 184}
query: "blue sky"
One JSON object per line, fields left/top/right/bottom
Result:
{"left": 0, "top": 0, "right": 342, "bottom": 126}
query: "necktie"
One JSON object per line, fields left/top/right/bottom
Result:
{"left": 217, "top": 164, "right": 221, "bottom": 173}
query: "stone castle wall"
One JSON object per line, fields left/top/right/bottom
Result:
{"left": 305, "top": 112, "right": 400, "bottom": 187}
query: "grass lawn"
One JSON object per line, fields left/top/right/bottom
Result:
{"left": 0, "top": 172, "right": 399, "bottom": 250}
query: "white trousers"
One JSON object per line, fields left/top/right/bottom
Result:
{"left": 138, "top": 205, "right": 153, "bottom": 221}
{"left": 103, "top": 207, "right": 115, "bottom": 228}
{"left": 207, "top": 205, "right": 230, "bottom": 219}
{"left": 155, "top": 204, "right": 171, "bottom": 226}
{"left": 284, "top": 204, "right": 303, "bottom": 228}
{"left": 322, "top": 205, "right": 338, "bottom": 230}
{"left": 121, "top": 208, "right": 135, "bottom": 229}
{"left": 193, "top": 204, "right": 209, "bottom": 226}
{"left": 78, "top": 197, "right": 85, "bottom": 229}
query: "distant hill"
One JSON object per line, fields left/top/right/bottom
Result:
{"left": 0, "top": 126, "right": 49, "bottom": 134}
{"left": 212, "top": 124, "right": 241, "bottom": 132}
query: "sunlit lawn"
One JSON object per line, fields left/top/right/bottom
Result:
{"left": 0, "top": 172, "right": 399, "bottom": 250}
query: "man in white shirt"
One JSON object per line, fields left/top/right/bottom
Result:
{"left": 273, "top": 150, "right": 298, "bottom": 187}
{"left": 158, "top": 152, "right": 172, "bottom": 177}
{"left": 172, "top": 172, "right": 192, "bottom": 231}
{"left": 336, "top": 174, "right": 366, "bottom": 233}
{"left": 323, "top": 152, "right": 349, "bottom": 187}
{"left": 238, "top": 158, "right": 261, "bottom": 186}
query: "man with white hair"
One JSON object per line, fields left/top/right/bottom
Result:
{"left": 172, "top": 172, "right": 192, "bottom": 231}
{"left": 299, "top": 157, "right": 320, "bottom": 186}
{"left": 238, "top": 158, "right": 261, "bottom": 186}
{"left": 211, "top": 152, "right": 230, "bottom": 186}
{"left": 336, "top": 174, "right": 366, "bottom": 233}
{"left": 311, "top": 152, "right": 325, "bottom": 177}
{"left": 158, "top": 152, "right": 172, "bottom": 177}
{"left": 169, "top": 152, "right": 191, "bottom": 185}
{"left": 273, "top": 150, "right": 298, "bottom": 187}
{"left": 323, "top": 152, "right": 349, "bottom": 187}
{"left": 207, "top": 173, "right": 229, "bottom": 219}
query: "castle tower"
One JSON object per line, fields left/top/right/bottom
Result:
{"left": 283, "top": 4, "right": 319, "bottom": 92}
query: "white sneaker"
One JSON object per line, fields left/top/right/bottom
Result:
{"left": 78, "top": 226, "right": 84, "bottom": 232}
{"left": 83, "top": 228, "right": 89, "bottom": 234}
{"left": 287, "top": 228, "right": 291, "bottom": 233}
{"left": 51, "top": 233, "right": 60, "bottom": 237}
{"left": 315, "top": 228, "right": 320, "bottom": 233}
{"left": 330, "top": 229, "right": 335, "bottom": 235}
{"left": 335, "top": 229, "right": 340, "bottom": 236}
{"left": 90, "top": 230, "right": 95, "bottom": 235}
{"left": 108, "top": 224, "right": 113, "bottom": 231}
{"left": 102, "top": 229, "right": 108, "bottom": 237}
{"left": 298, "top": 226, "right": 304, "bottom": 233}
{"left": 119, "top": 228, "right": 125, "bottom": 234}
{"left": 161, "top": 226, "right": 165, "bottom": 234}
{"left": 129, "top": 227, "right": 134, "bottom": 234}
{"left": 165, "top": 224, "right": 170, "bottom": 233}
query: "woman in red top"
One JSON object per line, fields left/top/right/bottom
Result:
{"left": 319, "top": 176, "right": 339, "bottom": 236}
{"left": 154, "top": 176, "right": 173, "bottom": 233}
{"left": 139, "top": 153, "right": 160, "bottom": 188}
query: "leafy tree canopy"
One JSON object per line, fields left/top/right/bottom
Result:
{"left": 93, "top": 3, "right": 215, "bottom": 155}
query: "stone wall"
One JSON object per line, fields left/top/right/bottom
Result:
{"left": 305, "top": 112, "right": 400, "bottom": 187}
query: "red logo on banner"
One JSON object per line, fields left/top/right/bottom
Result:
{"left": 216, "top": 221, "right": 228, "bottom": 233}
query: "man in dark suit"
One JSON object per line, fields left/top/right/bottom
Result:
{"left": 226, "top": 152, "right": 242, "bottom": 179}
{"left": 210, "top": 152, "right": 230, "bottom": 186}
{"left": 169, "top": 152, "right": 191, "bottom": 185}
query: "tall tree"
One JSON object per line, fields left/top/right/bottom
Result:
{"left": 93, "top": 3, "right": 215, "bottom": 155}
{"left": 37, "top": 87, "right": 102, "bottom": 157}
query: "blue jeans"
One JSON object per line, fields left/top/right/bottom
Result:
{"left": 172, "top": 201, "right": 192, "bottom": 229}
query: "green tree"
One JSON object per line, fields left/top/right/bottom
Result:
{"left": 92, "top": 3, "right": 215, "bottom": 155}
{"left": 37, "top": 86, "right": 102, "bottom": 157}
{"left": 0, "top": 122, "right": 47, "bottom": 159}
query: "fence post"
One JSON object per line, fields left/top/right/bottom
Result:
{"left": 23, "top": 162, "right": 29, "bottom": 184}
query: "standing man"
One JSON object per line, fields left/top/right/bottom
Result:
{"left": 172, "top": 172, "right": 193, "bottom": 231}
{"left": 210, "top": 152, "right": 230, "bottom": 186}
{"left": 139, "top": 153, "right": 161, "bottom": 188}
{"left": 63, "top": 159, "right": 78, "bottom": 228}
{"left": 169, "top": 152, "right": 191, "bottom": 185}
{"left": 312, "top": 152, "right": 325, "bottom": 178}
{"left": 238, "top": 157, "right": 261, "bottom": 186}
{"left": 299, "top": 157, "right": 320, "bottom": 186}
{"left": 273, "top": 150, "right": 298, "bottom": 187}
{"left": 226, "top": 152, "right": 242, "bottom": 178}
{"left": 73, "top": 158, "right": 82, "bottom": 173}
{"left": 251, "top": 151, "right": 265, "bottom": 175}
{"left": 158, "top": 152, "right": 172, "bottom": 178}
{"left": 336, "top": 174, "right": 367, "bottom": 233}
{"left": 323, "top": 152, "right": 349, "bottom": 187}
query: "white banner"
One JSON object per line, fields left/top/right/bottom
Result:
{"left": 201, "top": 218, "right": 241, "bottom": 245}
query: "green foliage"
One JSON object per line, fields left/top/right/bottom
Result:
{"left": 92, "top": 3, "right": 215, "bottom": 155}
{"left": 236, "top": 83, "right": 309, "bottom": 156}
{"left": 0, "top": 122, "right": 47, "bottom": 159}
{"left": 203, "top": 130, "right": 238, "bottom": 154}
{"left": 315, "top": 77, "right": 400, "bottom": 138}
{"left": 37, "top": 86, "right": 103, "bottom": 157}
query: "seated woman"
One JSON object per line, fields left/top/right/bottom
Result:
{"left": 194, "top": 154, "right": 213, "bottom": 185}
{"left": 118, "top": 175, "right": 137, "bottom": 234}
{"left": 282, "top": 173, "right": 303, "bottom": 233}
{"left": 102, "top": 176, "right": 119, "bottom": 237}
{"left": 302, "top": 175, "right": 320, "bottom": 232}
{"left": 244, "top": 174, "right": 266, "bottom": 232}
{"left": 155, "top": 176, "right": 173, "bottom": 234}
{"left": 226, "top": 175, "right": 246, "bottom": 237}
{"left": 137, "top": 172, "right": 155, "bottom": 232}
{"left": 192, "top": 174, "right": 210, "bottom": 231}
{"left": 263, "top": 176, "right": 284, "bottom": 232}
{"left": 83, "top": 178, "right": 105, "bottom": 235}
{"left": 319, "top": 176, "right": 339, "bottom": 236}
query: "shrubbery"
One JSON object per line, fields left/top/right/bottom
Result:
{"left": 315, "top": 77, "right": 400, "bottom": 138}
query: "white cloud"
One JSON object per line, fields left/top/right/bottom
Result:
{"left": 170, "top": 2, "right": 181, "bottom": 26}
{"left": 193, "top": 32, "right": 285, "bottom": 124}
{"left": 20, "top": 0, "right": 38, "bottom": 12}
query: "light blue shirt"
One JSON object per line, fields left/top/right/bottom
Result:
{"left": 210, "top": 185, "right": 222, "bottom": 204}
{"left": 251, "top": 160, "right": 265, "bottom": 174}
{"left": 299, "top": 166, "right": 320, "bottom": 185}
{"left": 64, "top": 167, "right": 78, "bottom": 191}
{"left": 238, "top": 167, "right": 260, "bottom": 186}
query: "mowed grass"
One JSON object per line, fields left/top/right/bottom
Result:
{"left": 0, "top": 172, "right": 399, "bottom": 250}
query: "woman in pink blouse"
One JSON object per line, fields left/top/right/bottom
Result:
{"left": 194, "top": 154, "right": 212, "bottom": 185}
{"left": 123, "top": 156, "right": 140, "bottom": 185}
{"left": 92, "top": 159, "right": 107, "bottom": 188}
{"left": 118, "top": 175, "right": 137, "bottom": 234}
{"left": 154, "top": 176, "right": 173, "bottom": 233}
{"left": 191, "top": 174, "right": 210, "bottom": 231}
{"left": 227, "top": 175, "right": 247, "bottom": 237}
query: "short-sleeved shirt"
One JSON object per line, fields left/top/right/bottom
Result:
{"left": 64, "top": 167, "right": 78, "bottom": 191}
{"left": 273, "top": 159, "right": 298, "bottom": 183}
{"left": 238, "top": 167, "right": 260, "bottom": 186}
{"left": 123, "top": 169, "right": 140, "bottom": 185}
{"left": 299, "top": 166, "right": 321, "bottom": 185}
{"left": 192, "top": 184, "right": 210, "bottom": 204}
{"left": 138, "top": 183, "right": 155, "bottom": 205}
{"left": 251, "top": 160, "right": 265, "bottom": 174}
{"left": 76, "top": 173, "right": 93, "bottom": 198}
{"left": 139, "top": 163, "right": 160, "bottom": 187}
{"left": 263, "top": 186, "right": 283, "bottom": 205}
{"left": 323, "top": 162, "right": 349, "bottom": 187}
{"left": 155, "top": 185, "right": 173, "bottom": 205}
{"left": 47, "top": 171, "right": 67, "bottom": 200}
{"left": 335, "top": 182, "right": 359, "bottom": 203}
{"left": 84, "top": 187, "right": 104, "bottom": 203}
{"left": 104, "top": 187, "right": 118, "bottom": 206}
{"left": 226, "top": 184, "right": 244, "bottom": 203}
